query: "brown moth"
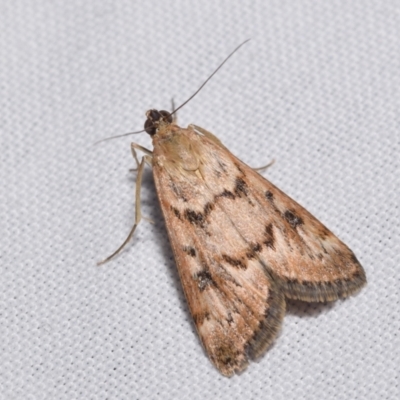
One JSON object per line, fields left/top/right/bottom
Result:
{"left": 99, "top": 41, "right": 366, "bottom": 376}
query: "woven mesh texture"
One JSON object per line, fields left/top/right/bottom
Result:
{"left": 1, "top": 1, "right": 399, "bottom": 399}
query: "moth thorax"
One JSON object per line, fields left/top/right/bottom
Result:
{"left": 144, "top": 109, "right": 173, "bottom": 136}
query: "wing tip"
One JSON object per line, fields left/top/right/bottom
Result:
{"left": 209, "top": 280, "right": 286, "bottom": 377}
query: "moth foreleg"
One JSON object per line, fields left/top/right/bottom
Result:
{"left": 98, "top": 154, "right": 151, "bottom": 265}
{"left": 130, "top": 142, "right": 153, "bottom": 171}
{"left": 252, "top": 159, "right": 275, "bottom": 172}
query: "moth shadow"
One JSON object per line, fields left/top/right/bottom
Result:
{"left": 285, "top": 298, "right": 336, "bottom": 318}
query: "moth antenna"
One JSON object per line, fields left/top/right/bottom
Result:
{"left": 93, "top": 129, "right": 146, "bottom": 145}
{"left": 170, "top": 39, "right": 251, "bottom": 117}
{"left": 95, "top": 39, "right": 250, "bottom": 144}
{"left": 170, "top": 98, "right": 177, "bottom": 123}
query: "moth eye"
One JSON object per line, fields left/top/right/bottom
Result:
{"left": 147, "top": 109, "right": 162, "bottom": 122}
{"left": 144, "top": 118, "right": 156, "bottom": 136}
{"left": 159, "top": 110, "right": 173, "bottom": 123}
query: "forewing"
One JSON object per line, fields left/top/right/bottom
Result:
{"left": 156, "top": 202, "right": 285, "bottom": 376}
{"left": 151, "top": 126, "right": 365, "bottom": 374}
{"left": 151, "top": 129, "right": 285, "bottom": 376}
{"left": 242, "top": 167, "right": 367, "bottom": 302}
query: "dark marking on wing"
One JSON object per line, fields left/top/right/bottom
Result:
{"left": 265, "top": 190, "right": 274, "bottom": 203}
{"left": 318, "top": 225, "right": 331, "bottom": 240}
{"left": 264, "top": 223, "right": 275, "bottom": 249}
{"left": 193, "top": 311, "right": 210, "bottom": 325}
{"left": 183, "top": 201, "right": 216, "bottom": 228}
{"left": 263, "top": 189, "right": 280, "bottom": 212}
{"left": 283, "top": 210, "right": 304, "bottom": 228}
{"left": 252, "top": 243, "right": 262, "bottom": 253}
{"left": 195, "top": 270, "right": 214, "bottom": 291}
{"left": 246, "top": 242, "right": 262, "bottom": 259}
{"left": 234, "top": 177, "right": 248, "bottom": 197}
{"left": 171, "top": 206, "right": 182, "bottom": 220}
{"left": 217, "top": 159, "right": 228, "bottom": 173}
{"left": 222, "top": 254, "right": 247, "bottom": 270}
{"left": 204, "top": 202, "right": 215, "bottom": 216}
{"left": 183, "top": 246, "right": 196, "bottom": 257}
{"left": 185, "top": 209, "right": 205, "bottom": 227}
{"left": 226, "top": 312, "right": 234, "bottom": 325}
{"left": 234, "top": 162, "right": 245, "bottom": 175}
{"left": 216, "top": 189, "right": 236, "bottom": 200}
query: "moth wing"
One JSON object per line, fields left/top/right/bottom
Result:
{"left": 241, "top": 162, "right": 367, "bottom": 303}
{"left": 152, "top": 130, "right": 286, "bottom": 376}
{"left": 151, "top": 126, "right": 366, "bottom": 374}
{"left": 157, "top": 207, "right": 285, "bottom": 376}
{"left": 186, "top": 126, "right": 366, "bottom": 302}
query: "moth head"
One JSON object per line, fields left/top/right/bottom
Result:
{"left": 144, "top": 109, "right": 173, "bottom": 136}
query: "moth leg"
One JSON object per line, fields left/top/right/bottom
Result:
{"left": 130, "top": 142, "right": 153, "bottom": 171}
{"left": 130, "top": 144, "right": 154, "bottom": 223}
{"left": 189, "top": 124, "right": 229, "bottom": 150}
{"left": 253, "top": 159, "right": 275, "bottom": 172}
{"left": 98, "top": 154, "right": 151, "bottom": 265}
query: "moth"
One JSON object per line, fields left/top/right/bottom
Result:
{"left": 99, "top": 41, "right": 366, "bottom": 376}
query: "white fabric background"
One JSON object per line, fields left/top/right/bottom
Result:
{"left": 1, "top": 1, "right": 399, "bottom": 399}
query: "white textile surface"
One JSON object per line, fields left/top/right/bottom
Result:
{"left": 1, "top": 1, "right": 399, "bottom": 399}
